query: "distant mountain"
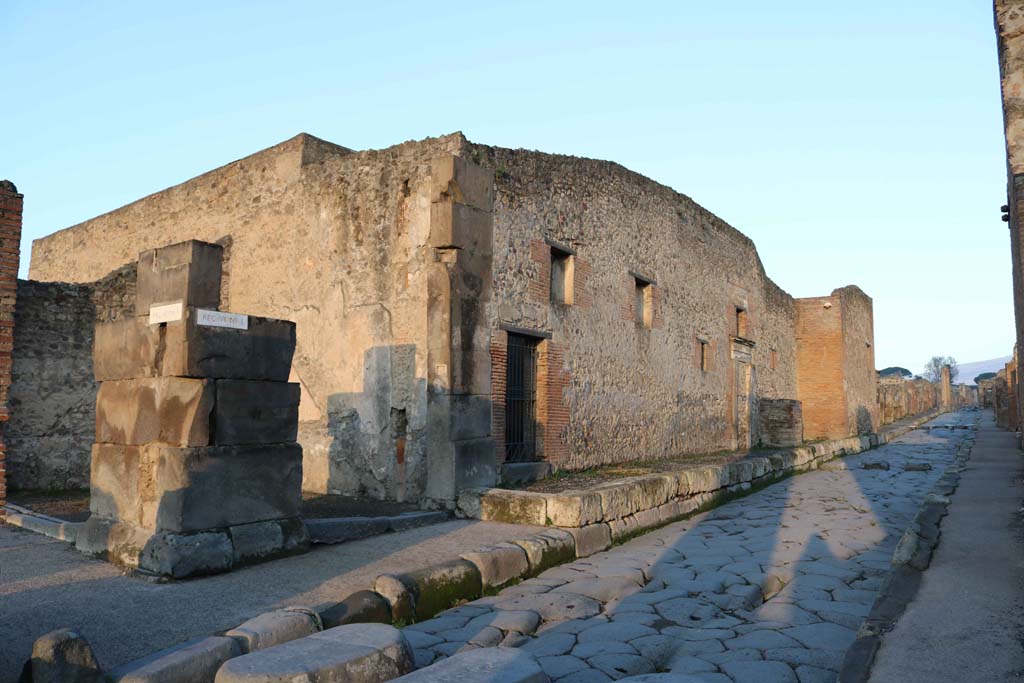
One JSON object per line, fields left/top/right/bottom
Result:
{"left": 956, "top": 356, "right": 1013, "bottom": 385}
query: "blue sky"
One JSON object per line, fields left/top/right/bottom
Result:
{"left": 0, "top": 1, "right": 1011, "bottom": 373}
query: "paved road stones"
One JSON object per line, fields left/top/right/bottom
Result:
{"left": 389, "top": 648, "right": 547, "bottom": 682}
{"left": 399, "top": 414, "right": 973, "bottom": 681}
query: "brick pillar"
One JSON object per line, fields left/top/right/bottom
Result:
{"left": 0, "top": 181, "right": 23, "bottom": 516}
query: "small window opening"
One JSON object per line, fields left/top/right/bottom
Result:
{"left": 635, "top": 278, "right": 653, "bottom": 329}
{"left": 551, "top": 248, "right": 574, "bottom": 305}
{"left": 700, "top": 340, "right": 710, "bottom": 372}
{"left": 736, "top": 307, "right": 747, "bottom": 338}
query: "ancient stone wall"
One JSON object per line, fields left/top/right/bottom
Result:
{"left": 0, "top": 181, "right": 23, "bottom": 513}
{"left": 878, "top": 377, "right": 941, "bottom": 425}
{"left": 29, "top": 133, "right": 467, "bottom": 502}
{"left": 838, "top": 286, "right": 879, "bottom": 434}
{"left": 470, "top": 143, "right": 799, "bottom": 469}
{"left": 996, "top": 1, "right": 1024, "bottom": 433}
{"left": 7, "top": 280, "right": 95, "bottom": 490}
{"left": 27, "top": 132, "right": 880, "bottom": 499}
{"left": 6, "top": 264, "right": 138, "bottom": 491}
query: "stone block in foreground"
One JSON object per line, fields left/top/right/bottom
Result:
{"left": 105, "top": 636, "right": 241, "bottom": 683}
{"left": 87, "top": 443, "right": 302, "bottom": 533}
{"left": 389, "top": 647, "right": 548, "bottom": 682}
{"left": 214, "top": 624, "right": 413, "bottom": 683}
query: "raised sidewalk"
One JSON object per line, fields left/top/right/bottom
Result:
{"left": 867, "top": 413, "right": 1024, "bottom": 681}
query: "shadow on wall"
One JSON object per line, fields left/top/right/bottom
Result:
{"left": 299, "top": 344, "right": 513, "bottom": 505}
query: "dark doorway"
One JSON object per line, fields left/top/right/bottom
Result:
{"left": 505, "top": 333, "right": 540, "bottom": 462}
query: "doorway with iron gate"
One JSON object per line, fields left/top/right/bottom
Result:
{"left": 505, "top": 333, "right": 540, "bottom": 462}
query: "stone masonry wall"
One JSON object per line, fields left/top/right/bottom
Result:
{"left": 7, "top": 280, "right": 95, "bottom": 490}
{"left": 29, "top": 133, "right": 467, "bottom": 502}
{"left": 7, "top": 264, "right": 137, "bottom": 491}
{"left": 838, "top": 286, "right": 878, "bottom": 434}
{"left": 27, "top": 132, "right": 881, "bottom": 497}
{"left": 0, "top": 181, "right": 23, "bottom": 513}
{"left": 468, "top": 143, "right": 800, "bottom": 469}
{"left": 996, "top": 1, "right": 1024, "bottom": 432}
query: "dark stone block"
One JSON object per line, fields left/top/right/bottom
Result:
{"left": 136, "top": 241, "right": 223, "bottom": 314}
{"left": 148, "top": 443, "right": 303, "bottom": 532}
{"left": 319, "top": 590, "right": 392, "bottom": 628}
{"left": 214, "top": 380, "right": 299, "bottom": 445}
{"left": 94, "top": 310, "right": 295, "bottom": 381}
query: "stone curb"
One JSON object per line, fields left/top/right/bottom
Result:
{"left": 1, "top": 503, "right": 83, "bottom": 543}
{"left": 837, "top": 420, "right": 976, "bottom": 683}
{"left": 460, "top": 410, "right": 943, "bottom": 535}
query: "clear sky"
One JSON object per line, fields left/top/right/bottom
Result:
{"left": 1, "top": 1, "right": 1012, "bottom": 373}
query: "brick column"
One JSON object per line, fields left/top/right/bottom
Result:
{"left": 0, "top": 180, "right": 23, "bottom": 516}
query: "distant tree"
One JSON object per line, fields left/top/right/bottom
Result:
{"left": 879, "top": 366, "right": 912, "bottom": 378}
{"left": 924, "top": 356, "right": 959, "bottom": 384}
{"left": 975, "top": 371, "right": 997, "bottom": 384}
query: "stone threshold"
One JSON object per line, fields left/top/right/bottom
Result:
{"left": 457, "top": 411, "right": 945, "bottom": 550}
{"left": 1, "top": 503, "right": 83, "bottom": 543}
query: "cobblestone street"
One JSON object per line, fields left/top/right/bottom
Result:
{"left": 401, "top": 412, "right": 976, "bottom": 683}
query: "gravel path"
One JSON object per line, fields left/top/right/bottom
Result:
{"left": 402, "top": 412, "right": 975, "bottom": 682}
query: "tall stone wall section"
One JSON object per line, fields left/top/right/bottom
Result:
{"left": 996, "top": 0, "right": 1024, "bottom": 434}
{"left": 838, "top": 286, "right": 879, "bottom": 434}
{"left": 472, "top": 143, "right": 799, "bottom": 469}
{"left": 28, "top": 133, "right": 469, "bottom": 503}
{"left": 7, "top": 281, "right": 95, "bottom": 490}
{"left": 6, "top": 265, "right": 137, "bottom": 492}
{"left": 0, "top": 181, "right": 23, "bottom": 514}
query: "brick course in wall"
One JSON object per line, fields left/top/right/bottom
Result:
{"left": 0, "top": 181, "right": 23, "bottom": 513}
